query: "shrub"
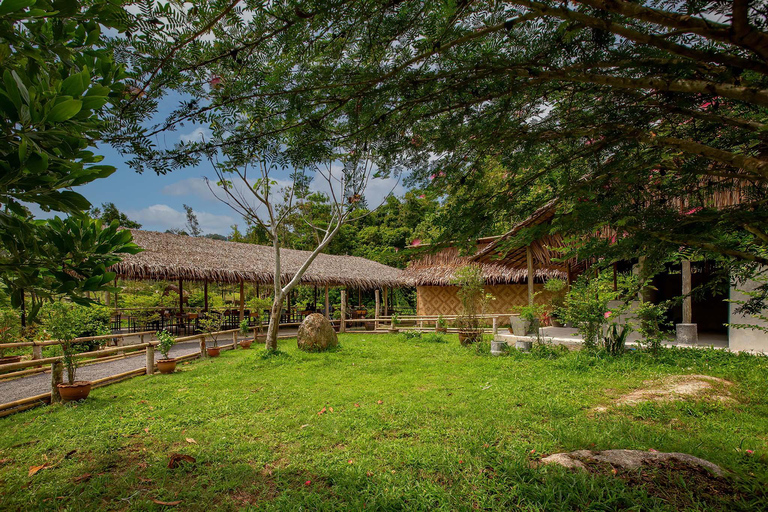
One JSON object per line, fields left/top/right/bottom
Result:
{"left": 636, "top": 301, "right": 672, "bottom": 354}
{"left": 45, "top": 302, "right": 89, "bottom": 384}
{"left": 156, "top": 330, "right": 175, "bottom": 359}
{"left": 603, "top": 323, "right": 631, "bottom": 356}
{"left": 239, "top": 318, "right": 250, "bottom": 335}
{"left": 199, "top": 313, "right": 224, "bottom": 347}
{"left": 399, "top": 330, "right": 422, "bottom": 341}
{"left": 451, "top": 265, "right": 493, "bottom": 333}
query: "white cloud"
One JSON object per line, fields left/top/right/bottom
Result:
{"left": 179, "top": 127, "right": 209, "bottom": 144}
{"left": 126, "top": 204, "right": 235, "bottom": 235}
{"left": 161, "top": 177, "right": 217, "bottom": 201}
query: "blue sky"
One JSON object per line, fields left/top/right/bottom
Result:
{"left": 71, "top": 93, "right": 406, "bottom": 236}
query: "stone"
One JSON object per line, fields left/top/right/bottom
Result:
{"left": 516, "top": 340, "right": 533, "bottom": 352}
{"left": 540, "top": 449, "right": 724, "bottom": 476}
{"left": 675, "top": 323, "right": 698, "bottom": 344}
{"left": 297, "top": 313, "right": 338, "bottom": 352}
{"left": 490, "top": 340, "right": 506, "bottom": 356}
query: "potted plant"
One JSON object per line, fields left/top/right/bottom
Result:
{"left": 363, "top": 310, "right": 376, "bottom": 331}
{"left": 543, "top": 278, "right": 568, "bottom": 327}
{"left": 435, "top": 315, "right": 448, "bottom": 334}
{"left": 388, "top": 313, "right": 400, "bottom": 333}
{"left": 47, "top": 302, "right": 92, "bottom": 402}
{"left": 510, "top": 303, "right": 545, "bottom": 336}
{"left": 155, "top": 330, "right": 177, "bottom": 373}
{"left": 238, "top": 318, "right": 253, "bottom": 349}
{"left": 451, "top": 266, "right": 491, "bottom": 346}
{"left": 199, "top": 313, "right": 223, "bottom": 357}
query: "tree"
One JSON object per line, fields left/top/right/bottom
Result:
{"left": 209, "top": 145, "right": 380, "bottom": 350}
{"left": 112, "top": 1, "right": 767, "bottom": 273}
{"left": 183, "top": 204, "right": 202, "bottom": 236}
{"left": 90, "top": 203, "right": 142, "bottom": 229}
{"left": 0, "top": 1, "right": 140, "bottom": 323}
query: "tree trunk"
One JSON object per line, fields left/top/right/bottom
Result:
{"left": 265, "top": 295, "right": 283, "bottom": 351}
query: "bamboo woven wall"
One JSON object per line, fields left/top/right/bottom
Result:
{"left": 416, "top": 285, "right": 554, "bottom": 320}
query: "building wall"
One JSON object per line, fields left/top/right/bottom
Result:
{"left": 416, "top": 284, "right": 553, "bottom": 323}
{"left": 729, "top": 273, "right": 768, "bottom": 353}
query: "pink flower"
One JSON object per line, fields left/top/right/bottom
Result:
{"left": 746, "top": 449, "right": 754, "bottom": 455}
{"left": 305, "top": 480, "right": 311, "bottom": 486}
{"left": 648, "top": 448, "right": 658, "bottom": 453}
{"left": 684, "top": 207, "right": 702, "bottom": 215}
{"left": 419, "top": 194, "right": 426, "bottom": 199}
{"left": 209, "top": 75, "right": 222, "bottom": 88}
{"left": 604, "top": 312, "right": 612, "bottom": 319}
{"left": 411, "top": 239, "right": 422, "bottom": 247}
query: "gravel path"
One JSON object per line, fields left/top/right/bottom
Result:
{"left": 0, "top": 329, "right": 298, "bottom": 405}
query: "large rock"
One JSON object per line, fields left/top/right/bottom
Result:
{"left": 540, "top": 449, "right": 724, "bottom": 476}
{"left": 297, "top": 313, "right": 338, "bottom": 352}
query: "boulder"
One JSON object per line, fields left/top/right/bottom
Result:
{"left": 540, "top": 449, "right": 724, "bottom": 476}
{"left": 297, "top": 313, "right": 338, "bottom": 352}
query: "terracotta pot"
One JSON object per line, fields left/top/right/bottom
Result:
{"left": 364, "top": 321, "right": 375, "bottom": 331}
{"left": 156, "top": 358, "right": 177, "bottom": 374}
{"left": 255, "top": 334, "right": 267, "bottom": 343}
{"left": 458, "top": 330, "right": 482, "bottom": 346}
{"left": 57, "top": 381, "right": 92, "bottom": 402}
{"left": 239, "top": 339, "right": 253, "bottom": 349}
{"left": 436, "top": 327, "right": 448, "bottom": 334}
{"left": 207, "top": 347, "right": 221, "bottom": 357}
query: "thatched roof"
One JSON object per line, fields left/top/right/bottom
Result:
{"left": 402, "top": 203, "right": 567, "bottom": 286}
{"left": 110, "top": 230, "right": 403, "bottom": 289}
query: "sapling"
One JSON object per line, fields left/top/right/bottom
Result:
{"left": 46, "top": 302, "right": 85, "bottom": 384}
{"left": 199, "top": 313, "right": 224, "bottom": 347}
{"left": 156, "top": 330, "right": 175, "bottom": 359}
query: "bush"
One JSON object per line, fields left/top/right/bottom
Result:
{"left": 40, "top": 302, "right": 111, "bottom": 352}
{"left": 156, "top": 330, "right": 175, "bottom": 359}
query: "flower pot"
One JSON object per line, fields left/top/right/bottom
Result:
{"left": 510, "top": 315, "right": 533, "bottom": 336}
{"left": 156, "top": 358, "right": 177, "bottom": 374}
{"left": 388, "top": 328, "right": 399, "bottom": 334}
{"left": 255, "top": 334, "right": 267, "bottom": 343}
{"left": 364, "top": 321, "right": 375, "bottom": 331}
{"left": 57, "top": 381, "right": 92, "bottom": 402}
{"left": 458, "top": 330, "right": 482, "bottom": 346}
{"left": 436, "top": 327, "right": 448, "bottom": 334}
{"left": 207, "top": 347, "right": 221, "bottom": 357}
{"left": 239, "top": 339, "right": 253, "bottom": 349}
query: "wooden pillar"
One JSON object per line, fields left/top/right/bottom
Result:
{"left": 374, "top": 289, "right": 380, "bottom": 330}
{"left": 203, "top": 280, "right": 209, "bottom": 312}
{"left": 146, "top": 345, "right": 155, "bottom": 375}
{"left": 340, "top": 290, "right": 347, "bottom": 333}
{"left": 383, "top": 287, "right": 389, "bottom": 316}
{"left": 526, "top": 245, "right": 535, "bottom": 306}
{"left": 492, "top": 316, "right": 498, "bottom": 335}
{"left": 51, "top": 361, "right": 63, "bottom": 404}
{"left": 178, "top": 278, "right": 184, "bottom": 315}
{"left": 324, "top": 285, "right": 330, "bottom": 318}
{"left": 239, "top": 280, "right": 245, "bottom": 322}
{"left": 232, "top": 330, "right": 238, "bottom": 349}
{"left": 682, "top": 259, "right": 693, "bottom": 324}
{"left": 32, "top": 343, "right": 42, "bottom": 360}
{"left": 20, "top": 289, "right": 25, "bottom": 328}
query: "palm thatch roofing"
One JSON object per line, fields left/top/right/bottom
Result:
{"left": 110, "top": 230, "right": 403, "bottom": 289}
{"left": 402, "top": 201, "right": 568, "bottom": 286}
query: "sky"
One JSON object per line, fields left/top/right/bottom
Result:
{"left": 74, "top": 93, "right": 406, "bottom": 236}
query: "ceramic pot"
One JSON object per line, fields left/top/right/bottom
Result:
{"left": 207, "top": 347, "right": 221, "bottom": 357}
{"left": 57, "top": 381, "right": 92, "bottom": 402}
{"left": 156, "top": 358, "right": 177, "bottom": 374}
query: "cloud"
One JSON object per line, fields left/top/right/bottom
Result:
{"left": 179, "top": 127, "right": 209, "bottom": 144}
{"left": 161, "top": 177, "right": 217, "bottom": 201}
{"left": 126, "top": 204, "right": 235, "bottom": 235}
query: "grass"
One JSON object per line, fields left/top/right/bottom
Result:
{"left": 1, "top": 333, "right": 767, "bottom": 510}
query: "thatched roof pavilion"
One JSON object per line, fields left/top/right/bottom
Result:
{"left": 402, "top": 201, "right": 567, "bottom": 287}
{"left": 110, "top": 230, "right": 403, "bottom": 289}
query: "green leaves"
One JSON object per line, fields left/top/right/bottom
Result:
{"left": 0, "top": 0, "right": 35, "bottom": 15}
{"left": 46, "top": 98, "right": 82, "bottom": 121}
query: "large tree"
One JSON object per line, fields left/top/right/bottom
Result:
{"left": 113, "top": 1, "right": 767, "bottom": 282}
{"left": 0, "top": 1, "right": 141, "bottom": 323}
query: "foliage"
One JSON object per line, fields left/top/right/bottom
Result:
{"left": 390, "top": 313, "right": 399, "bottom": 327}
{"left": 636, "top": 301, "right": 672, "bottom": 354}
{"left": 89, "top": 203, "right": 141, "bottom": 229}
{"left": 436, "top": 315, "right": 447, "bottom": 329}
{"left": 451, "top": 266, "right": 489, "bottom": 332}
{"left": 514, "top": 302, "right": 547, "bottom": 324}
{"left": 183, "top": 204, "right": 202, "bottom": 237}
{"left": 44, "top": 302, "right": 90, "bottom": 384}
{"left": 156, "top": 330, "right": 175, "bottom": 360}
{"left": 603, "top": 323, "right": 631, "bottom": 356}
{"left": 0, "top": 1, "right": 140, "bottom": 323}
{"left": 239, "top": 318, "right": 249, "bottom": 335}
{"left": 198, "top": 313, "right": 223, "bottom": 347}
{"left": 543, "top": 278, "right": 568, "bottom": 319}
{"left": 40, "top": 302, "right": 110, "bottom": 352}
{"left": 728, "top": 269, "right": 768, "bottom": 335}
{"left": 560, "top": 271, "right": 636, "bottom": 350}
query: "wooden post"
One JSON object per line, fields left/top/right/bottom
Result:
{"left": 51, "top": 361, "right": 63, "bottom": 404}
{"left": 146, "top": 345, "right": 155, "bottom": 375}
{"left": 204, "top": 279, "right": 209, "bottom": 312}
{"left": 340, "top": 290, "right": 347, "bottom": 333}
{"left": 526, "top": 245, "right": 535, "bottom": 307}
{"left": 493, "top": 316, "right": 498, "bottom": 335}
{"left": 324, "top": 285, "right": 330, "bottom": 318}
{"left": 178, "top": 278, "right": 184, "bottom": 315}
{"left": 374, "top": 289, "right": 380, "bottom": 330}
{"left": 239, "top": 280, "right": 245, "bottom": 322}
{"left": 383, "top": 287, "right": 389, "bottom": 316}
{"left": 32, "top": 343, "right": 42, "bottom": 360}
{"left": 232, "top": 330, "right": 238, "bottom": 349}
{"left": 682, "top": 259, "right": 693, "bottom": 324}
{"left": 200, "top": 335, "right": 207, "bottom": 357}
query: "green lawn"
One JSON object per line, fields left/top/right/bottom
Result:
{"left": 1, "top": 334, "right": 767, "bottom": 511}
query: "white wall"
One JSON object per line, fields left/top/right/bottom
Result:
{"left": 729, "top": 272, "right": 768, "bottom": 353}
